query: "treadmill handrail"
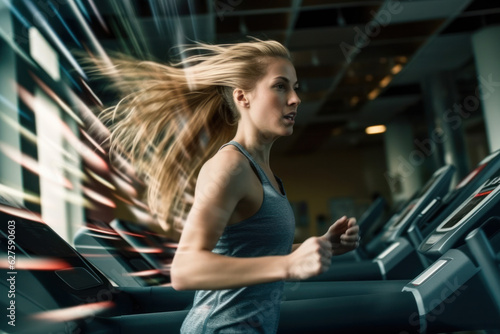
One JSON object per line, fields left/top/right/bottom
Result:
{"left": 465, "top": 217, "right": 500, "bottom": 315}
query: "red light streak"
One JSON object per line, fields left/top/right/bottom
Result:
{"left": 0, "top": 205, "right": 43, "bottom": 223}
{"left": 31, "top": 301, "right": 114, "bottom": 322}
{"left": 127, "top": 269, "right": 161, "bottom": 277}
{"left": 80, "top": 129, "right": 107, "bottom": 155}
{"left": 0, "top": 257, "right": 70, "bottom": 270}
{"left": 474, "top": 190, "right": 493, "bottom": 198}
{"left": 126, "top": 247, "right": 163, "bottom": 254}
{"left": 82, "top": 186, "right": 116, "bottom": 208}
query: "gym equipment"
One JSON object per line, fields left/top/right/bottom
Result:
{"left": 465, "top": 216, "right": 500, "bottom": 315}
{"left": 0, "top": 198, "right": 193, "bottom": 334}
{"left": 309, "top": 164, "right": 455, "bottom": 281}
{"left": 312, "top": 150, "right": 500, "bottom": 282}
{"left": 284, "top": 163, "right": 500, "bottom": 333}
{"left": 73, "top": 218, "right": 172, "bottom": 287}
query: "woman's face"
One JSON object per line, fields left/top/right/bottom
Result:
{"left": 244, "top": 57, "right": 301, "bottom": 139}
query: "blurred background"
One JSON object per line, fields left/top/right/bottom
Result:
{"left": 1, "top": 0, "right": 499, "bottom": 244}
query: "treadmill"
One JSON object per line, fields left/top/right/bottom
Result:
{"left": 0, "top": 198, "right": 193, "bottom": 334}
{"left": 364, "top": 164, "right": 455, "bottom": 256}
{"left": 398, "top": 168, "right": 500, "bottom": 333}
{"left": 3, "top": 175, "right": 500, "bottom": 333}
{"left": 307, "top": 164, "right": 455, "bottom": 281}
{"left": 408, "top": 149, "right": 500, "bottom": 265}
{"left": 280, "top": 165, "right": 500, "bottom": 333}
{"left": 73, "top": 218, "right": 175, "bottom": 288}
{"left": 372, "top": 149, "right": 500, "bottom": 278}
{"left": 310, "top": 150, "right": 500, "bottom": 282}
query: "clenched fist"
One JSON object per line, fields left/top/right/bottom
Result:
{"left": 285, "top": 237, "right": 332, "bottom": 280}
{"left": 321, "top": 216, "right": 359, "bottom": 255}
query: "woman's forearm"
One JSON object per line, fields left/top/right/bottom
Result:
{"left": 171, "top": 250, "right": 289, "bottom": 290}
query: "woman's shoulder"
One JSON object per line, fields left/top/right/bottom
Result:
{"left": 199, "top": 145, "right": 252, "bottom": 182}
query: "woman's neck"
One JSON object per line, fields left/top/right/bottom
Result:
{"left": 231, "top": 134, "right": 274, "bottom": 168}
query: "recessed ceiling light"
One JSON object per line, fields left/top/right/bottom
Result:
{"left": 368, "top": 87, "right": 381, "bottom": 100}
{"left": 379, "top": 75, "right": 392, "bottom": 88}
{"left": 365, "top": 125, "right": 386, "bottom": 135}
{"left": 391, "top": 64, "right": 403, "bottom": 74}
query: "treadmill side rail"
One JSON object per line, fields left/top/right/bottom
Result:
{"left": 402, "top": 249, "right": 479, "bottom": 332}
{"left": 373, "top": 237, "right": 413, "bottom": 279}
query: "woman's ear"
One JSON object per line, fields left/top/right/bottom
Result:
{"left": 233, "top": 88, "right": 250, "bottom": 109}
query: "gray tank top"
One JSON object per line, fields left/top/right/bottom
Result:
{"left": 180, "top": 141, "right": 295, "bottom": 333}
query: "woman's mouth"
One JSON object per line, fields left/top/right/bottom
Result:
{"left": 284, "top": 112, "right": 296, "bottom": 123}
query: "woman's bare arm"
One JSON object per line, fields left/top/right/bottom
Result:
{"left": 171, "top": 150, "right": 331, "bottom": 290}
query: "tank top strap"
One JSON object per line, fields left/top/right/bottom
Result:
{"left": 219, "top": 141, "right": 270, "bottom": 185}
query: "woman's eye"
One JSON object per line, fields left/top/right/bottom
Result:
{"left": 275, "top": 83, "right": 285, "bottom": 89}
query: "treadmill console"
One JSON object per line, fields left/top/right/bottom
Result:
{"left": 0, "top": 204, "right": 117, "bottom": 333}
{"left": 74, "top": 219, "right": 172, "bottom": 287}
{"left": 0, "top": 205, "right": 110, "bottom": 300}
{"left": 381, "top": 165, "right": 455, "bottom": 242}
{"left": 455, "top": 150, "right": 499, "bottom": 190}
{"left": 419, "top": 169, "right": 500, "bottom": 257}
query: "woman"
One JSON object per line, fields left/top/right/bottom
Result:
{"left": 99, "top": 39, "right": 359, "bottom": 333}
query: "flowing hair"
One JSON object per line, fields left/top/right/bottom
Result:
{"left": 94, "top": 39, "right": 291, "bottom": 235}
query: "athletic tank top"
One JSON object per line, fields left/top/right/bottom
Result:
{"left": 180, "top": 141, "right": 295, "bottom": 334}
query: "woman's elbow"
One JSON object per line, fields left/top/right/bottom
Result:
{"left": 170, "top": 258, "right": 194, "bottom": 291}
{"left": 171, "top": 272, "right": 189, "bottom": 291}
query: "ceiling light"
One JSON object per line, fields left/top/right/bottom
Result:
{"left": 391, "top": 64, "right": 403, "bottom": 75}
{"left": 379, "top": 75, "right": 392, "bottom": 88}
{"left": 365, "top": 125, "right": 386, "bottom": 135}
{"left": 368, "top": 87, "right": 380, "bottom": 100}
{"left": 398, "top": 56, "right": 408, "bottom": 63}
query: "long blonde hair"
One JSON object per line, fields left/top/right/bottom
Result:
{"left": 96, "top": 39, "right": 291, "bottom": 234}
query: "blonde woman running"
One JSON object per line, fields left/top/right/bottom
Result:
{"left": 99, "top": 39, "right": 359, "bottom": 333}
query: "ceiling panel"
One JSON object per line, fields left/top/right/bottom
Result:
{"left": 75, "top": 0, "right": 500, "bottom": 154}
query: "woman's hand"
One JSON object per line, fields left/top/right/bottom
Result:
{"left": 321, "top": 216, "right": 360, "bottom": 256}
{"left": 285, "top": 237, "right": 332, "bottom": 280}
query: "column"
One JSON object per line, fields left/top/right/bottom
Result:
{"left": 421, "top": 72, "right": 469, "bottom": 182}
{"left": 384, "top": 115, "right": 423, "bottom": 204}
{"left": 472, "top": 26, "right": 500, "bottom": 152}
{"left": 0, "top": 3, "right": 23, "bottom": 194}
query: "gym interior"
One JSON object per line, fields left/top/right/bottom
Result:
{"left": 1, "top": 0, "right": 500, "bottom": 333}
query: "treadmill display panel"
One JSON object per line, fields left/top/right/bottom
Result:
{"left": 437, "top": 170, "right": 500, "bottom": 232}
{"left": 416, "top": 173, "right": 440, "bottom": 199}
{"left": 456, "top": 150, "right": 500, "bottom": 190}
{"left": 390, "top": 202, "right": 416, "bottom": 229}
{"left": 0, "top": 206, "right": 78, "bottom": 259}
{"left": 389, "top": 171, "right": 442, "bottom": 229}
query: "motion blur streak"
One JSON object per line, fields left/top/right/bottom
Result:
{"left": 0, "top": 257, "right": 71, "bottom": 270}
{"left": 0, "top": 204, "right": 43, "bottom": 222}
{"left": 82, "top": 186, "right": 116, "bottom": 208}
{"left": 31, "top": 301, "right": 114, "bottom": 322}
{"left": 126, "top": 246, "right": 163, "bottom": 254}
{"left": 0, "top": 142, "right": 74, "bottom": 190}
{"left": 29, "top": 72, "right": 84, "bottom": 126}
{"left": 23, "top": 0, "right": 87, "bottom": 79}
{"left": 127, "top": 269, "right": 162, "bottom": 277}
{"left": 17, "top": 84, "right": 110, "bottom": 174}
